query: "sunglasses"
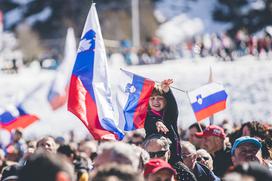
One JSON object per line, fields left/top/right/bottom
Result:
{"left": 196, "top": 156, "right": 210, "bottom": 162}
{"left": 148, "top": 150, "right": 168, "bottom": 158}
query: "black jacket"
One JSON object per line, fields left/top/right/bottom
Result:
{"left": 212, "top": 146, "right": 232, "bottom": 178}
{"left": 144, "top": 89, "right": 181, "bottom": 165}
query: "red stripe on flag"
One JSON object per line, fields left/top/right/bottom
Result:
{"left": 195, "top": 100, "right": 226, "bottom": 121}
{"left": 68, "top": 75, "right": 116, "bottom": 140}
{"left": 2, "top": 115, "right": 39, "bottom": 132}
{"left": 133, "top": 79, "right": 155, "bottom": 128}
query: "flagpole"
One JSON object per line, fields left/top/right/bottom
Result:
{"left": 131, "top": 0, "right": 140, "bottom": 48}
{"left": 208, "top": 66, "right": 214, "bottom": 125}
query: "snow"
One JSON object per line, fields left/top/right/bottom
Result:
{"left": 1, "top": 55, "right": 272, "bottom": 142}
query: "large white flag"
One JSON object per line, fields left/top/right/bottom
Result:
{"left": 68, "top": 4, "right": 124, "bottom": 140}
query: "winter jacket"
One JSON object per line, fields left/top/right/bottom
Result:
{"left": 144, "top": 89, "right": 182, "bottom": 165}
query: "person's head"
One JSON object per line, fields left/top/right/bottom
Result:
{"left": 131, "top": 145, "right": 150, "bottom": 172}
{"left": 241, "top": 121, "right": 268, "bottom": 139}
{"left": 231, "top": 136, "right": 263, "bottom": 166}
{"left": 36, "top": 136, "right": 57, "bottom": 153}
{"left": 188, "top": 123, "right": 205, "bottom": 149}
{"left": 13, "top": 129, "right": 23, "bottom": 142}
{"left": 91, "top": 163, "right": 143, "bottom": 181}
{"left": 18, "top": 152, "right": 74, "bottom": 181}
{"left": 127, "top": 130, "right": 145, "bottom": 146}
{"left": 94, "top": 142, "right": 139, "bottom": 171}
{"left": 78, "top": 141, "right": 97, "bottom": 161}
{"left": 57, "top": 144, "right": 75, "bottom": 163}
{"left": 149, "top": 86, "right": 166, "bottom": 112}
{"left": 180, "top": 141, "right": 197, "bottom": 170}
{"left": 73, "top": 153, "right": 92, "bottom": 181}
{"left": 196, "top": 149, "right": 213, "bottom": 170}
{"left": 223, "top": 162, "right": 272, "bottom": 181}
{"left": 195, "top": 125, "right": 226, "bottom": 155}
{"left": 142, "top": 134, "right": 171, "bottom": 162}
{"left": 144, "top": 159, "right": 176, "bottom": 181}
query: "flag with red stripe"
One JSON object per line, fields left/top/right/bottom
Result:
{"left": 0, "top": 105, "right": 39, "bottom": 132}
{"left": 68, "top": 4, "right": 124, "bottom": 140}
{"left": 117, "top": 69, "right": 155, "bottom": 131}
{"left": 188, "top": 82, "right": 227, "bottom": 122}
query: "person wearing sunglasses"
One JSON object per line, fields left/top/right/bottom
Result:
{"left": 196, "top": 149, "right": 214, "bottom": 171}
{"left": 181, "top": 141, "right": 220, "bottom": 181}
{"left": 142, "top": 134, "right": 171, "bottom": 162}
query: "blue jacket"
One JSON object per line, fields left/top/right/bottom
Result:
{"left": 193, "top": 163, "right": 221, "bottom": 181}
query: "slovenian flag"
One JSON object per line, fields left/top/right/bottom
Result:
{"left": 68, "top": 4, "right": 124, "bottom": 140}
{"left": 117, "top": 69, "right": 155, "bottom": 131}
{"left": 47, "top": 28, "right": 77, "bottom": 110}
{"left": 188, "top": 82, "right": 227, "bottom": 122}
{"left": 0, "top": 105, "right": 39, "bottom": 132}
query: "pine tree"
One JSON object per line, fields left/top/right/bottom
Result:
{"left": 214, "top": 0, "right": 272, "bottom": 35}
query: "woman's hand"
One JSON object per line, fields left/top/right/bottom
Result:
{"left": 161, "top": 79, "right": 173, "bottom": 93}
{"left": 156, "top": 121, "right": 169, "bottom": 134}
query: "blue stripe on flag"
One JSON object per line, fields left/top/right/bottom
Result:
{"left": 123, "top": 74, "right": 145, "bottom": 131}
{"left": 0, "top": 111, "right": 16, "bottom": 124}
{"left": 191, "top": 90, "right": 227, "bottom": 112}
{"left": 72, "top": 29, "right": 96, "bottom": 102}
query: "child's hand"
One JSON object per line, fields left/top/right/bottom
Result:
{"left": 156, "top": 121, "right": 169, "bottom": 134}
{"left": 161, "top": 79, "right": 173, "bottom": 93}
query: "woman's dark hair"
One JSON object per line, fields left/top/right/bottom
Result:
{"left": 241, "top": 121, "right": 268, "bottom": 140}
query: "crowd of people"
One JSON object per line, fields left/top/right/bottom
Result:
{"left": 0, "top": 80, "right": 272, "bottom": 181}
{"left": 119, "top": 29, "right": 272, "bottom": 65}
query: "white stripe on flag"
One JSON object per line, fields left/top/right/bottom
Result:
{"left": 188, "top": 82, "right": 225, "bottom": 103}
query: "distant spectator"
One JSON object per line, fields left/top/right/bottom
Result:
{"left": 195, "top": 125, "right": 232, "bottom": 177}
{"left": 196, "top": 149, "right": 214, "bottom": 171}
{"left": 94, "top": 142, "right": 139, "bottom": 171}
{"left": 127, "top": 130, "right": 145, "bottom": 146}
{"left": 224, "top": 162, "right": 272, "bottom": 181}
{"left": 73, "top": 153, "right": 92, "bottom": 181}
{"left": 144, "top": 159, "right": 176, "bottom": 181}
{"left": 231, "top": 136, "right": 263, "bottom": 166}
{"left": 188, "top": 123, "right": 206, "bottom": 149}
{"left": 142, "top": 134, "right": 171, "bottom": 162}
{"left": 91, "top": 163, "right": 143, "bottom": 181}
{"left": 131, "top": 145, "right": 150, "bottom": 172}
{"left": 180, "top": 141, "right": 220, "bottom": 181}
{"left": 78, "top": 141, "right": 97, "bottom": 161}
{"left": 36, "top": 136, "right": 57, "bottom": 153}
{"left": 18, "top": 152, "right": 74, "bottom": 181}
{"left": 241, "top": 121, "right": 268, "bottom": 140}
{"left": 57, "top": 144, "right": 75, "bottom": 163}
{"left": 5, "top": 129, "right": 26, "bottom": 162}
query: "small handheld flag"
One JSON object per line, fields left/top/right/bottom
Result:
{"left": 68, "top": 4, "right": 123, "bottom": 140}
{"left": 187, "top": 82, "right": 227, "bottom": 122}
{"left": 117, "top": 69, "right": 155, "bottom": 131}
